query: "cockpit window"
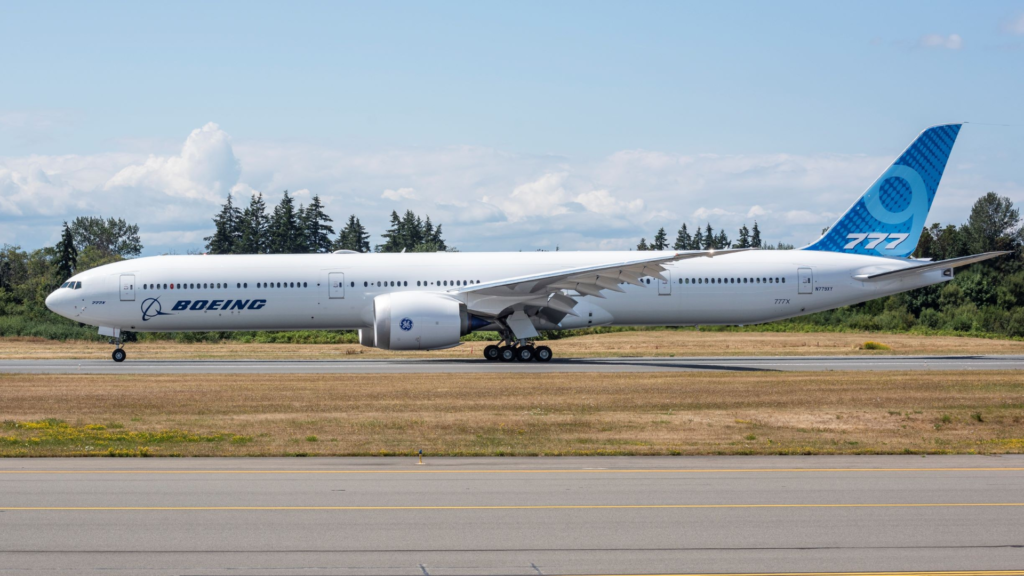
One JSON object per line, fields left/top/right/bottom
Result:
{"left": 60, "top": 282, "right": 69, "bottom": 288}
{"left": 73, "top": 281, "right": 82, "bottom": 289}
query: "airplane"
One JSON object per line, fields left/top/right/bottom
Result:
{"left": 46, "top": 124, "right": 1007, "bottom": 363}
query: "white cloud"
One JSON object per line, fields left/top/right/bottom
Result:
{"left": 1004, "top": 14, "right": 1024, "bottom": 35}
{"left": 2, "top": 122, "right": 1017, "bottom": 255}
{"left": 574, "top": 189, "right": 644, "bottom": 215}
{"left": 783, "top": 210, "right": 831, "bottom": 225}
{"left": 692, "top": 207, "right": 734, "bottom": 221}
{"left": 483, "top": 173, "right": 571, "bottom": 222}
{"left": 919, "top": 33, "right": 963, "bottom": 50}
{"left": 381, "top": 187, "right": 417, "bottom": 201}
{"left": 105, "top": 122, "right": 241, "bottom": 202}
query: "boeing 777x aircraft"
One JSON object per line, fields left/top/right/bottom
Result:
{"left": 46, "top": 124, "right": 1006, "bottom": 362}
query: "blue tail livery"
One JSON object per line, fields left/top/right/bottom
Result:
{"left": 803, "top": 124, "right": 961, "bottom": 257}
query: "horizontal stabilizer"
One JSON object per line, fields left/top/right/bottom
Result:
{"left": 852, "top": 251, "right": 1010, "bottom": 282}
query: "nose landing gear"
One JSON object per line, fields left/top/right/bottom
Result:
{"left": 109, "top": 334, "right": 127, "bottom": 363}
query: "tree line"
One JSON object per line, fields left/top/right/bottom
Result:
{"left": 637, "top": 221, "right": 775, "bottom": 251}
{"left": 204, "top": 191, "right": 449, "bottom": 255}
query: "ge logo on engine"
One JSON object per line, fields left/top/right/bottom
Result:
{"left": 399, "top": 317, "right": 414, "bottom": 331}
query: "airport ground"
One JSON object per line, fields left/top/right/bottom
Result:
{"left": 2, "top": 369, "right": 1022, "bottom": 457}
{"left": 3, "top": 329, "right": 1024, "bottom": 360}
{"left": 2, "top": 332, "right": 1022, "bottom": 575}
{"left": 2, "top": 455, "right": 1023, "bottom": 575}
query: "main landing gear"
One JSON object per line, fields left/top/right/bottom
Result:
{"left": 483, "top": 332, "right": 552, "bottom": 363}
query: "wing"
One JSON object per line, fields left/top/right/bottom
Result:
{"left": 852, "top": 251, "right": 1010, "bottom": 282}
{"left": 451, "top": 249, "right": 751, "bottom": 318}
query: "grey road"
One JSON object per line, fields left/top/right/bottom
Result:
{"left": 2, "top": 455, "right": 1024, "bottom": 575}
{"left": 2, "top": 354, "right": 1023, "bottom": 374}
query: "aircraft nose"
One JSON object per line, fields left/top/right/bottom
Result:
{"left": 45, "top": 290, "right": 57, "bottom": 312}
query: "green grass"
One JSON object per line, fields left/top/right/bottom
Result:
{"left": 1, "top": 419, "right": 244, "bottom": 456}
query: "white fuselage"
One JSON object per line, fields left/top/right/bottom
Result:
{"left": 46, "top": 250, "right": 949, "bottom": 334}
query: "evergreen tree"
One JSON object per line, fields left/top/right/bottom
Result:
{"left": 237, "top": 192, "right": 269, "bottom": 254}
{"left": 204, "top": 194, "right": 242, "bottom": 254}
{"left": 736, "top": 224, "right": 750, "bottom": 248}
{"left": 636, "top": 238, "right": 650, "bottom": 251}
{"left": 377, "top": 210, "right": 450, "bottom": 252}
{"left": 652, "top": 227, "right": 668, "bottom": 250}
{"left": 298, "top": 195, "right": 335, "bottom": 253}
{"left": 715, "top": 229, "right": 731, "bottom": 249}
{"left": 703, "top": 223, "right": 715, "bottom": 249}
{"left": 751, "top": 221, "right": 762, "bottom": 249}
{"left": 400, "top": 210, "right": 423, "bottom": 250}
{"left": 334, "top": 215, "right": 371, "bottom": 253}
{"left": 674, "top": 223, "right": 692, "bottom": 250}
{"left": 419, "top": 217, "right": 448, "bottom": 252}
{"left": 377, "top": 211, "right": 404, "bottom": 252}
{"left": 55, "top": 221, "right": 77, "bottom": 283}
{"left": 691, "top": 228, "right": 704, "bottom": 251}
{"left": 267, "top": 191, "right": 302, "bottom": 253}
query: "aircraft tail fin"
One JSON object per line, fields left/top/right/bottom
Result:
{"left": 802, "top": 124, "right": 962, "bottom": 257}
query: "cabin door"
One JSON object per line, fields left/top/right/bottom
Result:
{"left": 119, "top": 275, "right": 135, "bottom": 301}
{"left": 328, "top": 272, "right": 346, "bottom": 299}
{"left": 798, "top": 268, "right": 813, "bottom": 294}
{"left": 658, "top": 271, "right": 672, "bottom": 295}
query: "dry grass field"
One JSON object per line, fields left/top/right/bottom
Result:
{"left": 2, "top": 330, "right": 1023, "bottom": 360}
{"left": 2, "top": 370, "right": 1022, "bottom": 457}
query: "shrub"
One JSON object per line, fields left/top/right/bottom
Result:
{"left": 860, "top": 341, "right": 891, "bottom": 351}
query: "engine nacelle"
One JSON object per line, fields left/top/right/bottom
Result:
{"left": 371, "top": 292, "right": 486, "bottom": 350}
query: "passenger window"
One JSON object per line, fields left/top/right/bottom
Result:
{"left": 782, "top": 277, "right": 786, "bottom": 283}
{"left": 762, "top": 278, "right": 767, "bottom": 284}
{"left": 363, "top": 282, "right": 368, "bottom": 287}
{"left": 443, "top": 281, "right": 448, "bottom": 286}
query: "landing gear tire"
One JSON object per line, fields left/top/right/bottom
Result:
{"left": 483, "top": 345, "right": 500, "bottom": 361}
{"left": 535, "top": 346, "right": 553, "bottom": 362}
{"left": 515, "top": 346, "right": 535, "bottom": 362}
{"left": 498, "top": 346, "right": 516, "bottom": 362}
{"left": 112, "top": 349, "right": 127, "bottom": 363}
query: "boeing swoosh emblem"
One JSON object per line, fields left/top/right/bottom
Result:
{"left": 141, "top": 297, "right": 173, "bottom": 321}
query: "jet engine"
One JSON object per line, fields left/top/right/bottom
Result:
{"left": 366, "top": 292, "right": 489, "bottom": 350}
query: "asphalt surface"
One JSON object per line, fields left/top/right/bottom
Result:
{"left": 2, "top": 354, "right": 1023, "bottom": 374}
{"left": 2, "top": 456, "right": 1023, "bottom": 575}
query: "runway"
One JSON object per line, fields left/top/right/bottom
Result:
{"left": 2, "top": 455, "right": 1024, "bottom": 575}
{"left": 1, "top": 354, "right": 1022, "bottom": 374}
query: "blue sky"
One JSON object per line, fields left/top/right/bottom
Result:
{"left": 2, "top": 1, "right": 1023, "bottom": 254}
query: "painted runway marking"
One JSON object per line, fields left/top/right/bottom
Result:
{"left": 578, "top": 572, "right": 1024, "bottom": 576}
{"left": 4, "top": 502, "right": 1024, "bottom": 511}
{"left": 3, "top": 467, "right": 1024, "bottom": 475}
